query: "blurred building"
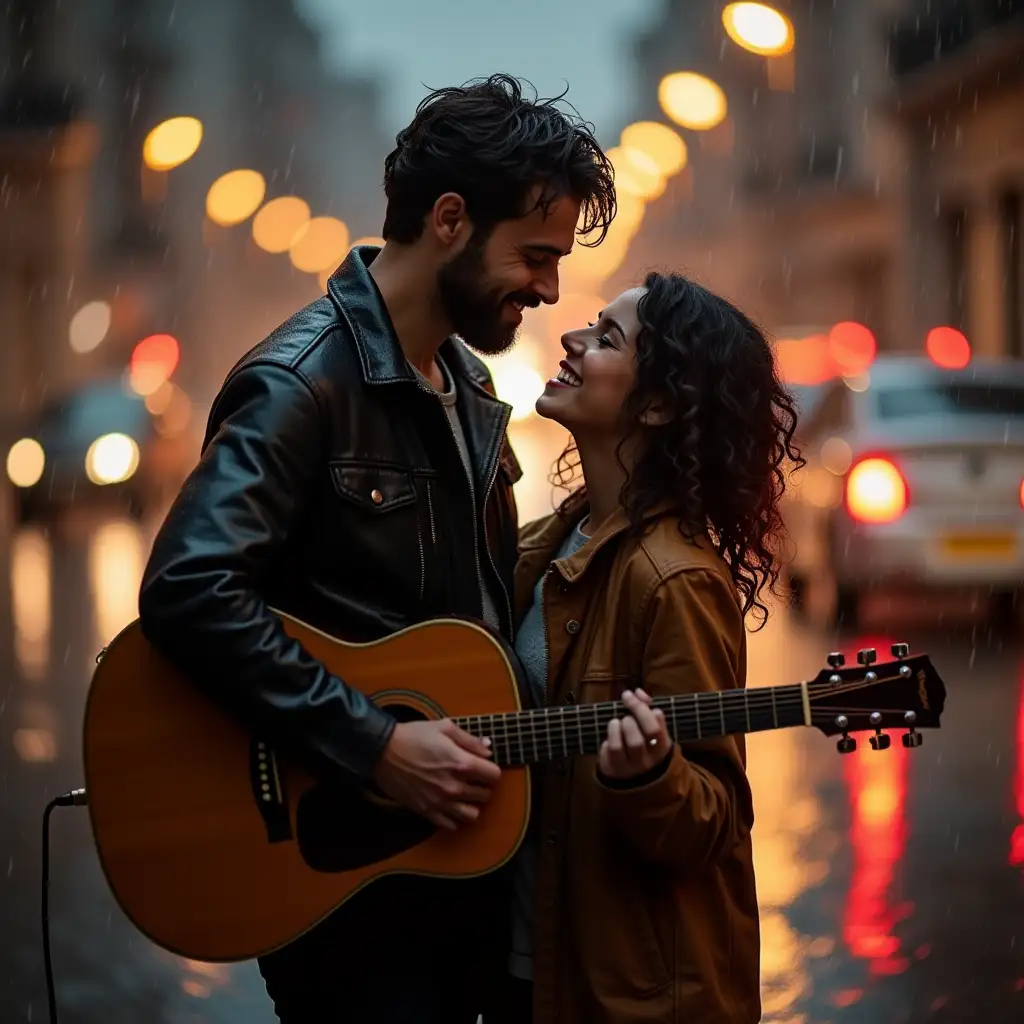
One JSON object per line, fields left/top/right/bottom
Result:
{"left": 612, "top": 0, "right": 1024, "bottom": 362}
{"left": 0, "top": 0, "right": 392, "bottom": 434}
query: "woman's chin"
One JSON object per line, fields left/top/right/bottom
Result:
{"left": 534, "top": 391, "right": 570, "bottom": 425}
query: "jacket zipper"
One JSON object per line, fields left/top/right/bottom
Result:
{"left": 413, "top": 379, "right": 513, "bottom": 637}
{"left": 426, "top": 478, "right": 437, "bottom": 545}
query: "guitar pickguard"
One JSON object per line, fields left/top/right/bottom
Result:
{"left": 295, "top": 783, "right": 436, "bottom": 872}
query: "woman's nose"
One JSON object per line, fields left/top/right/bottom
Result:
{"left": 560, "top": 330, "right": 586, "bottom": 355}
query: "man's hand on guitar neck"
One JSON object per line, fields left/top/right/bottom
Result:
{"left": 372, "top": 719, "right": 501, "bottom": 831}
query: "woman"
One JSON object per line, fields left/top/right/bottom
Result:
{"left": 496, "top": 271, "right": 802, "bottom": 1024}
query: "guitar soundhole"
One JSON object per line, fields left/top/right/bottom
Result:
{"left": 295, "top": 702, "right": 437, "bottom": 873}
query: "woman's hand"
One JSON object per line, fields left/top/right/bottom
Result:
{"left": 598, "top": 688, "right": 672, "bottom": 780}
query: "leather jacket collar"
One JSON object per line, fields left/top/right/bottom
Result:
{"left": 327, "top": 244, "right": 495, "bottom": 394}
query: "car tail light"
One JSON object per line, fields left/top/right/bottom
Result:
{"left": 845, "top": 456, "right": 908, "bottom": 524}
{"left": 1019, "top": 478, "right": 1024, "bottom": 510}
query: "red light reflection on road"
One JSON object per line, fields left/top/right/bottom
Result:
{"left": 1010, "top": 664, "right": 1024, "bottom": 868}
{"left": 842, "top": 736, "right": 911, "bottom": 975}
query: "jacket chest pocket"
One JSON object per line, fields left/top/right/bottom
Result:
{"left": 327, "top": 460, "right": 434, "bottom": 606}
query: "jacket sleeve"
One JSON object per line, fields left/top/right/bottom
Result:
{"left": 137, "top": 362, "right": 396, "bottom": 787}
{"left": 597, "top": 568, "right": 755, "bottom": 871}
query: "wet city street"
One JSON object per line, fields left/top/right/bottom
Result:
{"left": 0, "top": 470, "right": 1022, "bottom": 1022}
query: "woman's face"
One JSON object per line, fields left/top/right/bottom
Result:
{"left": 535, "top": 287, "right": 645, "bottom": 437}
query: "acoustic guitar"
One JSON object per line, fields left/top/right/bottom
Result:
{"left": 82, "top": 611, "right": 946, "bottom": 963}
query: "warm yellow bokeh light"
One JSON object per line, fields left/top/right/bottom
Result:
{"left": 722, "top": 3, "right": 795, "bottom": 56}
{"left": 85, "top": 434, "right": 140, "bottom": 486}
{"left": 609, "top": 193, "right": 646, "bottom": 239}
{"left": 206, "top": 169, "right": 267, "bottom": 226}
{"left": 7, "top": 438, "right": 45, "bottom": 488}
{"left": 544, "top": 292, "right": 608, "bottom": 347}
{"left": 352, "top": 236, "right": 385, "bottom": 248}
{"left": 289, "top": 217, "right": 351, "bottom": 273}
{"left": 252, "top": 197, "right": 311, "bottom": 254}
{"left": 620, "top": 121, "right": 688, "bottom": 177}
{"left": 607, "top": 146, "right": 665, "bottom": 201}
{"left": 484, "top": 357, "right": 546, "bottom": 421}
{"left": 658, "top": 72, "right": 728, "bottom": 131}
{"left": 69, "top": 300, "right": 112, "bottom": 354}
{"left": 143, "top": 116, "right": 203, "bottom": 171}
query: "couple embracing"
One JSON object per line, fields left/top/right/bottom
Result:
{"left": 138, "top": 73, "right": 801, "bottom": 1024}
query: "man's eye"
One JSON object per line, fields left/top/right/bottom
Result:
{"left": 598, "top": 336, "right": 615, "bottom": 348}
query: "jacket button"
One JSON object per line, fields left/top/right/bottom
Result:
{"left": 370, "top": 488, "right": 384, "bottom": 505}
{"left": 546, "top": 831, "right": 559, "bottom": 846}
{"left": 565, "top": 619, "right": 580, "bottom": 635}
{"left": 564, "top": 692, "right": 576, "bottom": 704}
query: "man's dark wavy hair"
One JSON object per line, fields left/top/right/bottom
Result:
{"left": 553, "top": 272, "right": 804, "bottom": 629}
{"left": 382, "top": 73, "right": 616, "bottom": 246}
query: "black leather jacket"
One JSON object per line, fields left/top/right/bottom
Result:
{"left": 138, "top": 246, "right": 523, "bottom": 789}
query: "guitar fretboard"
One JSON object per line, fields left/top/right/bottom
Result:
{"left": 452, "top": 684, "right": 808, "bottom": 766}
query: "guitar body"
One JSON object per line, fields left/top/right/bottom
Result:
{"left": 82, "top": 613, "right": 530, "bottom": 963}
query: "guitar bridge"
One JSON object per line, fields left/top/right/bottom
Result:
{"left": 249, "top": 739, "right": 292, "bottom": 843}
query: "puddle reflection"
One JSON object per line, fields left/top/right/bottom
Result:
{"left": 1010, "top": 662, "right": 1024, "bottom": 868}
{"left": 11, "top": 526, "right": 51, "bottom": 681}
{"left": 842, "top": 736, "right": 910, "bottom": 977}
{"left": 88, "top": 518, "right": 146, "bottom": 648}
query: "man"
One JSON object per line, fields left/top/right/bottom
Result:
{"left": 137, "top": 73, "right": 616, "bottom": 1023}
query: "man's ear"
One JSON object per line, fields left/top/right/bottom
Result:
{"left": 429, "top": 193, "right": 472, "bottom": 249}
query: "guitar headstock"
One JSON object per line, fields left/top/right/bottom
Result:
{"left": 808, "top": 643, "right": 946, "bottom": 753}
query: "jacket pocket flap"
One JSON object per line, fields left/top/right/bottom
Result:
{"left": 329, "top": 461, "right": 417, "bottom": 512}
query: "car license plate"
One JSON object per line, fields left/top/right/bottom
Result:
{"left": 940, "top": 532, "right": 1018, "bottom": 560}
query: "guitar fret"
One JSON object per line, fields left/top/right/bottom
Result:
{"left": 693, "top": 693, "right": 702, "bottom": 739}
{"left": 770, "top": 688, "right": 778, "bottom": 729}
{"left": 718, "top": 691, "right": 726, "bottom": 735}
{"left": 560, "top": 707, "right": 568, "bottom": 760}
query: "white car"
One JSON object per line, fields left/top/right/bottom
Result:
{"left": 783, "top": 355, "right": 1024, "bottom": 628}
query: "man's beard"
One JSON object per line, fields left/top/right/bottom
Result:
{"left": 436, "top": 236, "right": 535, "bottom": 355}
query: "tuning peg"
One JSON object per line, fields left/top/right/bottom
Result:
{"left": 834, "top": 714, "right": 856, "bottom": 754}
{"left": 868, "top": 710, "right": 891, "bottom": 750}
{"left": 857, "top": 648, "right": 877, "bottom": 666}
{"left": 890, "top": 642, "right": 909, "bottom": 659}
{"left": 902, "top": 709, "right": 923, "bottom": 748}
{"left": 827, "top": 652, "right": 845, "bottom": 669}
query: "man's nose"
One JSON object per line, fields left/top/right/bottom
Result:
{"left": 534, "top": 267, "right": 560, "bottom": 306}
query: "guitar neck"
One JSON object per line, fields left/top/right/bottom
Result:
{"left": 452, "top": 683, "right": 809, "bottom": 767}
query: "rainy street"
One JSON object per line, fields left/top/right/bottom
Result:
{"left": 4, "top": 0, "right": 1024, "bottom": 1021}
{"left": 1, "top": 479, "right": 1023, "bottom": 1023}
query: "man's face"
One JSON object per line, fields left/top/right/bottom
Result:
{"left": 436, "top": 191, "right": 580, "bottom": 355}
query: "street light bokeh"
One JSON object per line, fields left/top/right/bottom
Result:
{"left": 722, "top": 3, "right": 795, "bottom": 56}
{"left": 252, "top": 197, "right": 311, "bottom": 254}
{"left": 206, "top": 170, "right": 267, "bottom": 226}
{"left": 658, "top": 72, "right": 728, "bottom": 131}
{"left": 620, "top": 121, "right": 688, "bottom": 176}
{"left": 289, "top": 217, "right": 350, "bottom": 273}
{"left": 7, "top": 438, "right": 45, "bottom": 489}
{"left": 607, "top": 146, "right": 665, "bottom": 201}
{"left": 69, "top": 300, "right": 112, "bottom": 354}
{"left": 142, "top": 116, "right": 203, "bottom": 171}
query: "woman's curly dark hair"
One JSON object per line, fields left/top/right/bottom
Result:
{"left": 553, "top": 271, "right": 804, "bottom": 629}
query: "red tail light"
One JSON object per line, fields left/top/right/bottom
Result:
{"left": 846, "top": 457, "right": 908, "bottom": 524}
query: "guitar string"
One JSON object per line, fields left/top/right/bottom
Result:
{"left": 451, "top": 670, "right": 909, "bottom": 740}
{"left": 447, "top": 673, "right": 923, "bottom": 760}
